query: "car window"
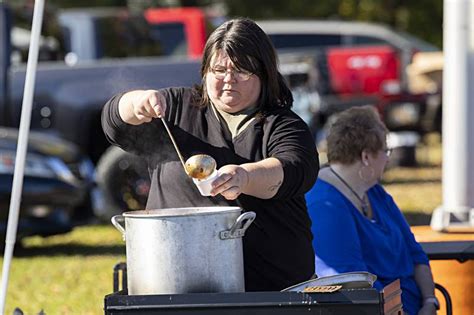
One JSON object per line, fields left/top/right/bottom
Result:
{"left": 148, "top": 22, "right": 187, "bottom": 57}
{"left": 351, "top": 35, "right": 389, "bottom": 46}
{"left": 94, "top": 15, "right": 164, "bottom": 59}
{"left": 268, "top": 34, "right": 342, "bottom": 49}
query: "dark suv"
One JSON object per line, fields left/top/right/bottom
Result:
{"left": 0, "top": 128, "right": 96, "bottom": 240}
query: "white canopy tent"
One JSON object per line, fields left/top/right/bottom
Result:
{"left": 0, "top": 0, "right": 45, "bottom": 313}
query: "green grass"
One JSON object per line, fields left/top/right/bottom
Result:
{"left": 3, "top": 225, "right": 125, "bottom": 315}
{"left": 383, "top": 134, "right": 442, "bottom": 220}
{"left": 384, "top": 167, "right": 441, "bottom": 214}
{"left": 0, "top": 135, "right": 443, "bottom": 314}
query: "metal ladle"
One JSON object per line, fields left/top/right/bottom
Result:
{"left": 160, "top": 117, "right": 187, "bottom": 172}
{"left": 185, "top": 154, "right": 216, "bottom": 180}
{"left": 160, "top": 118, "right": 216, "bottom": 179}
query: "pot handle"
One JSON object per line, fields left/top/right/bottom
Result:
{"left": 111, "top": 215, "right": 126, "bottom": 241}
{"left": 220, "top": 211, "right": 256, "bottom": 240}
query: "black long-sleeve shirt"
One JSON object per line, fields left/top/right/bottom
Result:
{"left": 102, "top": 87, "right": 319, "bottom": 291}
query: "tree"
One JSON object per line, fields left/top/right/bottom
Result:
{"left": 224, "top": 0, "right": 442, "bottom": 47}
{"left": 7, "top": 0, "right": 443, "bottom": 47}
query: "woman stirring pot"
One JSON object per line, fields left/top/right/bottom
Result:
{"left": 102, "top": 18, "right": 319, "bottom": 291}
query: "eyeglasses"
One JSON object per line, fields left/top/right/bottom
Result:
{"left": 384, "top": 148, "right": 393, "bottom": 157}
{"left": 210, "top": 67, "right": 253, "bottom": 81}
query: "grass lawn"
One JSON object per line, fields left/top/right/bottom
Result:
{"left": 383, "top": 134, "right": 442, "bottom": 224}
{"left": 1, "top": 135, "right": 443, "bottom": 314}
{"left": 4, "top": 225, "right": 125, "bottom": 314}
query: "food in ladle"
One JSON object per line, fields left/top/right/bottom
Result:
{"left": 185, "top": 154, "right": 216, "bottom": 180}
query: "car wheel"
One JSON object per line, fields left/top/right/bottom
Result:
{"left": 95, "top": 146, "right": 150, "bottom": 221}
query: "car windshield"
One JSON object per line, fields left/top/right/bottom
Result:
{"left": 93, "top": 15, "right": 172, "bottom": 58}
{"left": 269, "top": 34, "right": 342, "bottom": 50}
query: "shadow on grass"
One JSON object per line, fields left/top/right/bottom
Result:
{"left": 14, "top": 244, "right": 125, "bottom": 257}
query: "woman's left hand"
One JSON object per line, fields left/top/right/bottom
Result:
{"left": 417, "top": 303, "right": 437, "bottom": 315}
{"left": 211, "top": 165, "right": 249, "bottom": 200}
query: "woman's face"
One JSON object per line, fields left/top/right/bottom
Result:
{"left": 205, "top": 51, "right": 261, "bottom": 113}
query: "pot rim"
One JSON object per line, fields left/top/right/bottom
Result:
{"left": 122, "top": 206, "right": 242, "bottom": 218}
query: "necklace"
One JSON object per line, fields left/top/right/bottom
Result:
{"left": 329, "top": 167, "right": 369, "bottom": 217}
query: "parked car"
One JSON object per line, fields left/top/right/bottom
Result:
{"left": 258, "top": 20, "right": 442, "bottom": 165}
{"left": 257, "top": 19, "right": 439, "bottom": 52}
{"left": 406, "top": 51, "right": 443, "bottom": 133}
{"left": 0, "top": 4, "right": 202, "bottom": 221}
{"left": 0, "top": 127, "right": 96, "bottom": 240}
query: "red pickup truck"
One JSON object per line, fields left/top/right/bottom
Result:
{"left": 259, "top": 20, "right": 442, "bottom": 166}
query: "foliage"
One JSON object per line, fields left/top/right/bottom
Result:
{"left": 224, "top": 0, "right": 443, "bottom": 48}
{"left": 6, "top": 0, "right": 443, "bottom": 47}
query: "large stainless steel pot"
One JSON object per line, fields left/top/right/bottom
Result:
{"left": 111, "top": 207, "right": 255, "bottom": 295}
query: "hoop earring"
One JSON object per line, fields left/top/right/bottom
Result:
{"left": 358, "top": 165, "right": 375, "bottom": 183}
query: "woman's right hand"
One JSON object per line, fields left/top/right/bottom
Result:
{"left": 118, "top": 90, "right": 167, "bottom": 125}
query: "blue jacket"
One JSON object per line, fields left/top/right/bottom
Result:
{"left": 306, "top": 179, "right": 430, "bottom": 315}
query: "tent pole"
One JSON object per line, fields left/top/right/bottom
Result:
{"left": 0, "top": 0, "right": 45, "bottom": 313}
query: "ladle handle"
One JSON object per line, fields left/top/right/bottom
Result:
{"left": 160, "top": 117, "right": 187, "bottom": 172}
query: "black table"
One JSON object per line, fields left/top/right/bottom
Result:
{"left": 420, "top": 240, "right": 474, "bottom": 262}
{"left": 105, "top": 264, "right": 403, "bottom": 315}
{"left": 104, "top": 289, "right": 385, "bottom": 315}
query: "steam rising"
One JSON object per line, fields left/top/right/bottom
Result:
{"left": 106, "top": 67, "right": 185, "bottom": 169}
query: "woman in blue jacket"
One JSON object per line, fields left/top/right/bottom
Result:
{"left": 306, "top": 106, "right": 438, "bottom": 315}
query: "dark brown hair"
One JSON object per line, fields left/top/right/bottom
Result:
{"left": 327, "top": 106, "right": 388, "bottom": 164}
{"left": 197, "top": 18, "right": 293, "bottom": 113}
